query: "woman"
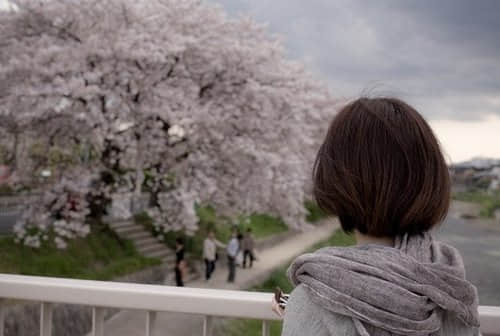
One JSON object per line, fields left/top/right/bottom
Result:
{"left": 277, "top": 97, "right": 481, "bottom": 335}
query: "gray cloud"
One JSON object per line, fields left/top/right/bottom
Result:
{"left": 208, "top": 0, "right": 500, "bottom": 120}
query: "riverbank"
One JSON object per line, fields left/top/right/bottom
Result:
{"left": 452, "top": 192, "right": 500, "bottom": 220}
{"left": 449, "top": 200, "right": 500, "bottom": 232}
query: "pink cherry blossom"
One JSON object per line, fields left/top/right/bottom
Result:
{"left": 1, "top": 0, "right": 334, "bottom": 247}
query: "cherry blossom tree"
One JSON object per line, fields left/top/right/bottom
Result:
{"left": 0, "top": 0, "right": 334, "bottom": 247}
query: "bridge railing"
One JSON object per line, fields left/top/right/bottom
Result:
{"left": 0, "top": 273, "right": 499, "bottom": 336}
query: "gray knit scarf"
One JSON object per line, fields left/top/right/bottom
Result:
{"left": 288, "top": 233, "right": 480, "bottom": 336}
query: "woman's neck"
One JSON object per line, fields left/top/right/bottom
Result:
{"left": 355, "top": 231, "right": 394, "bottom": 247}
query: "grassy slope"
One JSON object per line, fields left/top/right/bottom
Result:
{"left": 242, "top": 213, "right": 289, "bottom": 239}
{"left": 222, "top": 229, "right": 355, "bottom": 336}
{"left": 0, "top": 227, "right": 160, "bottom": 280}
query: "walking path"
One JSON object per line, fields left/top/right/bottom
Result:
{"left": 97, "top": 220, "right": 338, "bottom": 336}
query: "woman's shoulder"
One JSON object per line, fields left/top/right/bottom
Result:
{"left": 282, "top": 284, "right": 357, "bottom": 336}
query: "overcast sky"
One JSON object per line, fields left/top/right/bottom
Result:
{"left": 2, "top": 0, "right": 499, "bottom": 162}
{"left": 207, "top": 0, "right": 500, "bottom": 163}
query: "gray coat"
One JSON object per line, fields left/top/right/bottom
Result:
{"left": 282, "top": 284, "right": 479, "bottom": 336}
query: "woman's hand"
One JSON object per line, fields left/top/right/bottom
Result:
{"left": 272, "top": 287, "right": 289, "bottom": 318}
{"left": 271, "top": 296, "right": 285, "bottom": 318}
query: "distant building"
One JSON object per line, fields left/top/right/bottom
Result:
{"left": 450, "top": 157, "right": 500, "bottom": 191}
{"left": 488, "top": 167, "right": 500, "bottom": 191}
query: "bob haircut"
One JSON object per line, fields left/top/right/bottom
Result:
{"left": 313, "top": 97, "right": 450, "bottom": 237}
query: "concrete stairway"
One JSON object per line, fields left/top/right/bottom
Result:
{"left": 108, "top": 219, "right": 176, "bottom": 265}
{"left": 108, "top": 219, "right": 200, "bottom": 284}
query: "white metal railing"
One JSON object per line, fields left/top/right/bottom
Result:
{"left": 0, "top": 274, "right": 499, "bottom": 336}
{"left": 0, "top": 274, "right": 279, "bottom": 336}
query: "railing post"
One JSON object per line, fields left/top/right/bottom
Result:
{"left": 145, "top": 311, "right": 157, "bottom": 336}
{"left": 0, "top": 300, "right": 5, "bottom": 336}
{"left": 262, "top": 320, "right": 270, "bottom": 336}
{"left": 40, "top": 302, "right": 53, "bottom": 336}
{"left": 203, "top": 315, "right": 213, "bottom": 336}
{"left": 92, "top": 307, "right": 105, "bottom": 336}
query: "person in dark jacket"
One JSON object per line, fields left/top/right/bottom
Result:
{"left": 242, "top": 228, "right": 255, "bottom": 268}
{"left": 174, "top": 237, "right": 186, "bottom": 287}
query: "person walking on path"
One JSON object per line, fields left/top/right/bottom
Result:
{"left": 203, "top": 230, "right": 225, "bottom": 281}
{"left": 226, "top": 231, "right": 239, "bottom": 283}
{"left": 242, "top": 228, "right": 255, "bottom": 268}
{"left": 174, "top": 237, "right": 186, "bottom": 287}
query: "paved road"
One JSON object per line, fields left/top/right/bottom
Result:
{"left": 435, "top": 214, "right": 500, "bottom": 306}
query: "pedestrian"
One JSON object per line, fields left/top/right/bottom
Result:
{"left": 174, "top": 237, "right": 186, "bottom": 287}
{"left": 226, "top": 230, "right": 239, "bottom": 283}
{"left": 203, "top": 230, "right": 225, "bottom": 281}
{"left": 242, "top": 228, "right": 255, "bottom": 268}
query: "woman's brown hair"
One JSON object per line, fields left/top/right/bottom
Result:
{"left": 313, "top": 97, "right": 450, "bottom": 237}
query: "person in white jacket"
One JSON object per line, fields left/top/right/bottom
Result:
{"left": 202, "top": 231, "right": 225, "bottom": 281}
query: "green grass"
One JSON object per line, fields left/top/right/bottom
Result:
{"left": 452, "top": 190, "right": 500, "bottom": 218}
{"left": 304, "top": 199, "right": 328, "bottom": 223}
{"left": 135, "top": 205, "right": 289, "bottom": 258}
{"left": 222, "top": 229, "right": 355, "bottom": 336}
{"left": 0, "top": 226, "right": 160, "bottom": 280}
{"left": 237, "top": 213, "right": 288, "bottom": 239}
